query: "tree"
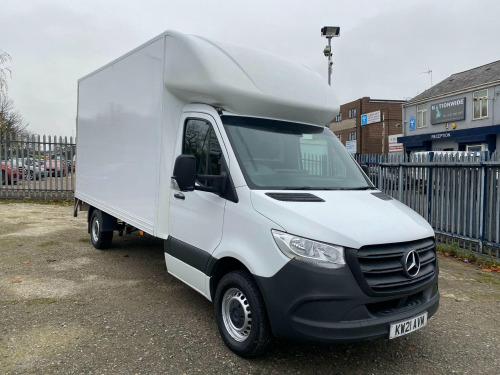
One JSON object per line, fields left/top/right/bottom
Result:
{"left": 0, "top": 51, "right": 12, "bottom": 96}
{"left": 0, "top": 51, "right": 29, "bottom": 137}
{"left": 0, "top": 95, "right": 28, "bottom": 135}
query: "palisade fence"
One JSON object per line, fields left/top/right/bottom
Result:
{"left": 1, "top": 131, "right": 499, "bottom": 259}
{"left": 357, "top": 152, "right": 500, "bottom": 259}
{"left": 0, "top": 132, "right": 76, "bottom": 199}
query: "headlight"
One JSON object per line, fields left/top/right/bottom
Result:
{"left": 272, "top": 230, "right": 345, "bottom": 269}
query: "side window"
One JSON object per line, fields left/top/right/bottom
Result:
{"left": 183, "top": 119, "right": 222, "bottom": 186}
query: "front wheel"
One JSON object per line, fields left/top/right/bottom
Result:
{"left": 214, "top": 270, "right": 271, "bottom": 357}
{"left": 90, "top": 210, "right": 113, "bottom": 249}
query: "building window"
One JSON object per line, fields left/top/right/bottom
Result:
{"left": 348, "top": 131, "right": 356, "bottom": 141}
{"left": 473, "top": 89, "right": 488, "bottom": 119}
{"left": 417, "top": 104, "right": 427, "bottom": 128}
{"left": 348, "top": 108, "right": 357, "bottom": 119}
{"left": 335, "top": 113, "right": 342, "bottom": 122}
{"left": 466, "top": 144, "right": 486, "bottom": 152}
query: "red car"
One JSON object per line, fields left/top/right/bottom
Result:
{"left": 1, "top": 161, "right": 19, "bottom": 184}
{"left": 44, "top": 159, "right": 67, "bottom": 177}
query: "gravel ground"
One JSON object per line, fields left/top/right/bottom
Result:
{"left": 0, "top": 202, "right": 499, "bottom": 375}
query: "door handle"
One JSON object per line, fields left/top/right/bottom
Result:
{"left": 174, "top": 192, "right": 185, "bottom": 200}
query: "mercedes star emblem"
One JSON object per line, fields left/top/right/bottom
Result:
{"left": 405, "top": 250, "right": 421, "bottom": 278}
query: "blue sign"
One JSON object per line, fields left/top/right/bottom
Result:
{"left": 369, "top": 155, "right": 377, "bottom": 163}
{"left": 361, "top": 114, "right": 368, "bottom": 126}
{"left": 409, "top": 116, "right": 416, "bottom": 131}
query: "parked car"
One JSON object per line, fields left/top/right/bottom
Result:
{"left": 4, "top": 159, "right": 24, "bottom": 179}
{"left": 1, "top": 161, "right": 19, "bottom": 184}
{"left": 65, "top": 156, "right": 76, "bottom": 172}
{"left": 22, "top": 158, "right": 46, "bottom": 180}
{"left": 45, "top": 158, "right": 67, "bottom": 177}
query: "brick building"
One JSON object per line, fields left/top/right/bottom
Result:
{"left": 330, "top": 97, "right": 405, "bottom": 155}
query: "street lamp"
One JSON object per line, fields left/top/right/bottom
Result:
{"left": 321, "top": 26, "right": 340, "bottom": 86}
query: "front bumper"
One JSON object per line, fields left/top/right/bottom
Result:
{"left": 255, "top": 260, "right": 439, "bottom": 343}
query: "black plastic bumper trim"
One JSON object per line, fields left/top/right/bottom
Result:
{"left": 164, "top": 236, "right": 212, "bottom": 274}
{"left": 255, "top": 259, "right": 439, "bottom": 343}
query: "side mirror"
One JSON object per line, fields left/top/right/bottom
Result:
{"left": 172, "top": 155, "right": 196, "bottom": 192}
{"left": 361, "top": 164, "right": 369, "bottom": 175}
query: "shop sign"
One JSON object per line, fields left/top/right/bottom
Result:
{"left": 388, "top": 134, "right": 403, "bottom": 152}
{"left": 431, "top": 98, "right": 465, "bottom": 125}
{"left": 345, "top": 140, "right": 356, "bottom": 154}
{"left": 409, "top": 116, "right": 416, "bottom": 131}
{"left": 361, "top": 110, "right": 381, "bottom": 126}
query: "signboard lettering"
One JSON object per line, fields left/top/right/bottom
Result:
{"left": 409, "top": 116, "right": 416, "bottom": 131}
{"left": 361, "top": 110, "right": 381, "bottom": 126}
{"left": 431, "top": 97, "right": 465, "bottom": 124}
{"left": 430, "top": 132, "right": 451, "bottom": 139}
{"left": 388, "top": 134, "right": 403, "bottom": 152}
{"left": 345, "top": 140, "right": 356, "bottom": 154}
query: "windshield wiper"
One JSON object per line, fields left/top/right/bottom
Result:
{"left": 283, "top": 186, "right": 312, "bottom": 190}
{"left": 282, "top": 186, "right": 376, "bottom": 191}
{"left": 344, "top": 186, "right": 377, "bottom": 190}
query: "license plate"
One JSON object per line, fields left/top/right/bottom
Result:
{"left": 389, "top": 312, "right": 428, "bottom": 339}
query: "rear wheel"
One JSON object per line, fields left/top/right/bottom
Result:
{"left": 214, "top": 270, "right": 271, "bottom": 357}
{"left": 90, "top": 210, "right": 113, "bottom": 249}
{"left": 1, "top": 171, "right": 6, "bottom": 185}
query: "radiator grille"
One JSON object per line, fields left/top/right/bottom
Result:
{"left": 347, "top": 238, "right": 437, "bottom": 296}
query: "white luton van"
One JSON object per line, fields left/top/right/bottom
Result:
{"left": 75, "top": 30, "right": 439, "bottom": 357}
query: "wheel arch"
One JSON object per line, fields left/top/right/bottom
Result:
{"left": 87, "top": 207, "right": 117, "bottom": 233}
{"left": 209, "top": 257, "right": 258, "bottom": 301}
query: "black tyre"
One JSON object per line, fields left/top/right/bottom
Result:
{"left": 214, "top": 270, "right": 271, "bottom": 357}
{"left": 1, "top": 171, "right": 5, "bottom": 185}
{"left": 90, "top": 210, "right": 113, "bottom": 249}
{"left": 25, "top": 170, "right": 34, "bottom": 180}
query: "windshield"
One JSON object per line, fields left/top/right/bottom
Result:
{"left": 223, "top": 116, "right": 373, "bottom": 190}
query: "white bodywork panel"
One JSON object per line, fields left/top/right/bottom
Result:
{"left": 250, "top": 190, "right": 435, "bottom": 250}
{"left": 76, "top": 30, "right": 339, "bottom": 238}
{"left": 164, "top": 253, "right": 211, "bottom": 299}
{"left": 163, "top": 31, "right": 338, "bottom": 126}
{"left": 212, "top": 187, "right": 290, "bottom": 278}
{"left": 76, "top": 38, "right": 164, "bottom": 234}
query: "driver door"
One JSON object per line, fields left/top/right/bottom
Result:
{"left": 168, "top": 113, "right": 227, "bottom": 294}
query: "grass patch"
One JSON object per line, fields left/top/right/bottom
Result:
{"left": 38, "top": 240, "right": 60, "bottom": 248}
{"left": 78, "top": 238, "right": 90, "bottom": 243}
{"left": 478, "top": 274, "right": 500, "bottom": 285}
{"left": 25, "top": 298, "right": 59, "bottom": 306}
{"left": 0, "top": 198, "right": 73, "bottom": 206}
{"left": 437, "top": 242, "right": 500, "bottom": 271}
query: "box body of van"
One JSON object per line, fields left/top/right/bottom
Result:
{"left": 75, "top": 30, "right": 439, "bottom": 356}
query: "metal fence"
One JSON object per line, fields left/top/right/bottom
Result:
{"left": 1, "top": 133, "right": 76, "bottom": 199}
{"left": 357, "top": 152, "right": 500, "bottom": 259}
{"left": 2, "top": 131, "right": 499, "bottom": 258}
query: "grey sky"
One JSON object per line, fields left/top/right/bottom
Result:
{"left": 2, "top": 0, "right": 499, "bottom": 136}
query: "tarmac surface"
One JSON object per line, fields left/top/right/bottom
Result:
{"left": 0, "top": 202, "right": 499, "bottom": 374}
